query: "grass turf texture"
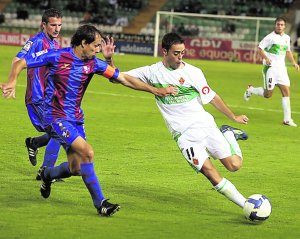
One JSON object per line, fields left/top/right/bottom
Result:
{"left": 0, "top": 45, "right": 299, "bottom": 239}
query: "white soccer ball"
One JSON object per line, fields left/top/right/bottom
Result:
{"left": 243, "top": 194, "right": 272, "bottom": 222}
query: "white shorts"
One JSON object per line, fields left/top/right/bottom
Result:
{"left": 262, "top": 65, "right": 290, "bottom": 90}
{"left": 177, "top": 126, "right": 232, "bottom": 172}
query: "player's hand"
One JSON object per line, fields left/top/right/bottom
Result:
{"left": 233, "top": 115, "right": 248, "bottom": 124}
{"left": 156, "top": 85, "right": 178, "bottom": 97}
{"left": 101, "top": 36, "right": 116, "bottom": 60}
{"left": 293, "top": 63, "right": 299, "bottom": 71}
{"left": 1, "top": 83, "right": 16, "bottom": 99}
{"left": 109, "top": 78, "right": 120, "bottom": 84}
{"left": 265, "top": 58, "right": 272, "bottom": 66}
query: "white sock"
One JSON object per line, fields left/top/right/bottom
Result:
{"left": 282, "top": 97, "right": 291, "bottom": 122}
{"left": 215, "top": 178, "right": 246, "bottom": 208}
{"left": 223, "top": 131, "right": 242, "bottom": 159}
{"left": 249, "top": 86, "right": 264, "bottom": 97}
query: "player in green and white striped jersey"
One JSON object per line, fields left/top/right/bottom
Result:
{"left": 244, "top": 17, "right": 299, "bottom": 127}
{"left": 126, "top": 33, "right": 250, "bottom": 210}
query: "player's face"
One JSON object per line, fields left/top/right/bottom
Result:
{"left": 275, "top": 20, "right": 285, "bottom": 35}
{"left": 43, "top": 17, "right": 62, "bottom": 39}
{"left": 82, "top": 33, "right": 102, "bottom": 60}
{"left": 163, "top": 43, "right": 185, "bottom": 70}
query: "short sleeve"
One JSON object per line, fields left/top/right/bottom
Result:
{"left": 287, "top": 35, "right": 291, "bottom": 51}
{"left": 126, "top": 66, "right": 152, "bottom": 84}
{"left": 191, "top": 68, "right": 216, "bottom": 105}
{"left": 258, "top": 35, "right": 272, "bottom": 50}
{"left": 16, "top": 38, "right": 42, "bottom": 59}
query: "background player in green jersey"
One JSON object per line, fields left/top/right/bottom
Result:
{"left": 244, "top": 17, "right": 299, "bottom": 127}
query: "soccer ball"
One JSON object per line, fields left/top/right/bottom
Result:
{"left": 243, "top": 194, "right": 272, "bottom": 222}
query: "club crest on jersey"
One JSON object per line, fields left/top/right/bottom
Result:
{"left": 83, "top": 65, "right": 90, "bottom": 74}
{"left": 179, "top": 77, "right": 185, "bottom": 85}
{"left": 23, "top": 41, "right": 33, "bottom": 52}
{"left": 201, "top": 86, "right": 210, "bottom": 95}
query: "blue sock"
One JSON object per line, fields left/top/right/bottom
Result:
{"left": 44, "top": 162, "right": 72, "bottom": 180}
{"left": 42, "top": 138, "right": 61, "bottom": 167}
{"left": 81, "top": 163, "right": 105, "bottom": 208}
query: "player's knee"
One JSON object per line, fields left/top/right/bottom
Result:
{"left": 82, "top": 148, "right": 94, "bottom": 162}
{"left": 227, "top": 159, "right": 242, "bottom": 172}
{"left": 264, "top": 92, "right": 272, "bottom": 98}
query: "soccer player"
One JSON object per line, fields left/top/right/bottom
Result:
{"left": 1, "top": 25, "right": 176, "bottom": 216}
{"left": 125, "top": 32, "right": 249, "bottom": 210}
{"left": 244, "top": 17, "right": 299, "bottom": 127}
{"left": 12, "top": 8, "right": 62, "bottom": 177}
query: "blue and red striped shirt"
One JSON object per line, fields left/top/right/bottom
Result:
{"left": 25, "top": 47, "right": 119, "bottom": 124}
{"left": 16, "top": 31, "right": 60, "bottom": 105}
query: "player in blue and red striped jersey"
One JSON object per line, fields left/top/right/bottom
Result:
{"left": 1, "top": 25, "right": 176, "bottom": 216}
{"left": 13, "top": 8, "right": 62, "bottom": 177}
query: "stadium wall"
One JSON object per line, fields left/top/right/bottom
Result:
{"left": 0, "top": 32, "right": 154, "bottom": 55}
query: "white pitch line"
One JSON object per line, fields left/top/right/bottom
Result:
{"left": 16, "top": 84, "right": 300, "bottom": 114}
{"left": 227, "top": 105, "right": 300, "bottom": 114}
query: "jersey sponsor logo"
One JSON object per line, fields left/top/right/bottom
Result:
{"left": 31, "top": 49, "right": 48, "bottom": 58}
{"left": 179, "top": 77, "right": 185, "bottom": 85}
{"left": 23, "top": 41, "right": 33, "bottom": 52}
{"left": 61, "top": 63, "right": 71, "bottom": 70}
{"left": 201, "top": 86, "right": 210, "bottom": 95}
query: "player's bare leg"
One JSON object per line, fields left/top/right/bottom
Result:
{"left": 220, "top": 155, "right": 242, "bottom": 172}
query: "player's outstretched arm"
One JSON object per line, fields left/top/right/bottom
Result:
{"left": 1, "top": 59, "right": 27, "bottom": 99}
{"left": 117, "top": 72, "right": 177, "bottom": 97}
{"left": 210, "top": 94, "right": 248, "bottom": 124}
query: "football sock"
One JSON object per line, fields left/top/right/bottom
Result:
{"left": 215, "top": 178, "right": 246, "bottom": 208}
{"left": 32, "top": 133, "right": 50, "bottom": 148}
{"left": 250, "top": 86, "right": 264, "bottom": 97}
{"left": 81, "top": 162, "right": 105, "bottom": 208}
{"left": 42, "top": 138, "right": 61, "bottom": 167}
{"left": 222, "top": 130, "right": 242, "bottom": 159}
{"left": 44, "top": 162, "right": 72, "bottom": 180}
{"left": 282, "top": 97, "right": 291, "bottom": 122}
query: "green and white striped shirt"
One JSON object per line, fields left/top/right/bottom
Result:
{"left": 127, "top": 61, "right": 217, "bottom": 140}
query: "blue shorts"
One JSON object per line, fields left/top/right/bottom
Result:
{"left": 47, "top": 119, "right": 86, "bottom": 151}
{"left": 26, "top": 103, "right": 45, "bottom": 132}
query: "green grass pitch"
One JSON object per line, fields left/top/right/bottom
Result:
{"left": 0, "top": 45, "right": 299, "bottom": 239}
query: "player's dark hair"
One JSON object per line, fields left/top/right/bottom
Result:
{"left": 71, "top": 24, "right": 102, "bottom": 47}
{"left": 42, "top": 8, "right": 62, "bottom": 23}
{"left": 275, "top": 17, "right": 286, "bottom": 24}
{"left": 162, "top": 33, "right": 184, "bottom": 52}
